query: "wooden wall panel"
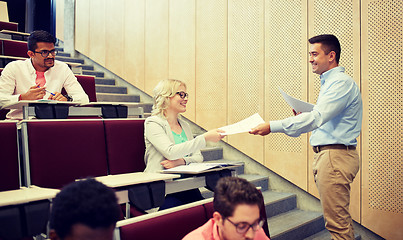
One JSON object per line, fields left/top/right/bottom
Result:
{"left": 227, "top": 0, "right": 265, "bottom": 163}
{"left": 123, "top": 0, "right": 145, "bottom": 90}
{"left": 144, "top": 0, "right": 169, "bottom": 95}
{"left": 55, "top": 0, "right": 64, "bottom": 41}
{"left": 75, "top": 0, "right": 90, "bottom": 55}
{"left": 88, "top": 0, "right": 106, "bottom": 66}
{"left": 264, "top": 0, "right": 308, "bottom": 190}
{"left": 361, "top": 0, "right": 403, "bottom": 239}
{"left": 195, "top": 0, "right": 227, "bottom": 130}
{"left": 169, "top": 0, "right": 196, "bottom": 120}
{"left": 105, "top": 0, "right": 124, "bottom": 77}
{"left": 308, "top": 0, "right": 361, "bottom": 221}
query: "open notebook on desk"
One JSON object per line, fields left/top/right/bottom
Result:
{"left": 161, "top": 162, "right": 243, "bottom": 174}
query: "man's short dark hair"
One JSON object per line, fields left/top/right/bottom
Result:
{"left": 27, "top": 30, "right": 56, "bottom": 51}
{"left": 308, "top": 34, "right": 341, "bottom": 64}
{"left": 49, "top": 178, "right": 121, "bottom": 239}
{"left": 213, "top": 177, "right": 263, "bottom": 219}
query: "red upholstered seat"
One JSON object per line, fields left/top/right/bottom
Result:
{"left": 62, "top": 75, "right": 97, "bottom": 102}
{"left": 119, "top": 204, "right": 208, "bottom": 240}
{"left": 0, "top": 21, "right": 18, "bottom": 31}
{"left": 75, "top": 75, "right": 97, "bottom": 102}
{"left": 0, "top": 121, "right": 20, "bottom": 191}
{"left": 25, "top": 120, "right": 108, "bottom": 189}
{"left": 104, "top": 119, "right": 146, "bottom": 174}
{"left": 1, "top": 39, "right": 28, "bottom": 58}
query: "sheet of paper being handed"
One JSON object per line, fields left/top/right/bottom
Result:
{"left": 218, "top": 113, "right": 265, "bottom": 136}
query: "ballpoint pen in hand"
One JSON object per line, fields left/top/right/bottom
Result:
{"left": 45, "top": 89, "right": 55, "bottom": 96}
{"left": 37, "top": 85, "right": 55, "bottom": 96}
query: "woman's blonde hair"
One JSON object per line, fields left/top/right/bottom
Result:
{"left": 151, "top": 79, "right": 187, "bottom": 117}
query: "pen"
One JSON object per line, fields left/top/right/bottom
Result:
{"left": 45, "top": 89, "right": 56, "bottom": 96}
{"left": 37, "top": 85, "right": 55, "bottom": 96}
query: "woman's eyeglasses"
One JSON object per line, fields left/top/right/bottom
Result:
{"left": 176, "top": 91, "right": 189, "bottom": 99}
{"left": 226, "top": 218, "right": 265, "bottom": 234}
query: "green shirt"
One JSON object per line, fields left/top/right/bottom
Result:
{"left": 172, "top": 129, "right": 188, "bottom": 144}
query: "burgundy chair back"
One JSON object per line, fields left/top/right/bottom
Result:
{"left": 25, "top": 120, "right": 108, "bottom": 189}
{"left": 1, "top": 39, "right": 28, "bottom": 58}
{"left": 120, "top": 204, "right": 208, "bottom": 240}
{"left": 104, "top": 119, "right": 146, "bottom": 174}
{"left": 0, "top": 121, "right": 20, "bottom": 191}
{"left": 62, "top": 75, "right": 97, "bottom": 102}
{"left": 0, "top": 21, "right": 18, "bottom": 31}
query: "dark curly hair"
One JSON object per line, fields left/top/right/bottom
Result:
{"left": 213, "top": 176, "right": 263, "bottom": 219}
{"left": 308, "top": 34, "right": 341, "bottom": 64}
{"left": 27, "top": 30, "right": 56, "bottom": 51}
{"left": 49, "top": 178, "right": 120, "bottom": 239}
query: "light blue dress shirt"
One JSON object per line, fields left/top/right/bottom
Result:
{"left": 270, "top": 66, "right": 363, "bottom": 146}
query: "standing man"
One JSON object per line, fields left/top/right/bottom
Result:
{"left": 0, "top": 30, "right": 89, "bottom": 119}
{"left": 250, "top": 34, "right": 362, "bottom": 240}
{"left": 182, "top": 176, "right": 270, "bottom": 240}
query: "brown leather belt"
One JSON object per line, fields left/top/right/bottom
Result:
{"left": 313, "top": 144, "right": 356, "bottom": 153}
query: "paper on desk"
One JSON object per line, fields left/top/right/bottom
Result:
{"left": 279, "top": 88, "right": 314, "bottom": 113}
{"left": 219, "top": 113, "right": 265, "bottom": 135}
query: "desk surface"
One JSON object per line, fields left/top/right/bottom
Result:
{"left": 94, "top": 172, "right": 181, "bottom": 188}
{"left": 1, "top": 100, "right": 80, "bottom": 110}
{"left": 0, "top": 30, "right": 30, "bottom": 36}
{"left": 0, "top": 186, "right": 60, "bottom": 207}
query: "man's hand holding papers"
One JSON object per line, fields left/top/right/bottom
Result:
{"left": 218, "top": 113, "right": 265, "bottom": 136}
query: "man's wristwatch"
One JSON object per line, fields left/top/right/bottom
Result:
{"left": 64, "top": 95, "right": 73, "bottom": 101}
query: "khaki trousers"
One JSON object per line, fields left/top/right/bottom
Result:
{"left": 313, "top": 148, "right": 359, "bottom": 240}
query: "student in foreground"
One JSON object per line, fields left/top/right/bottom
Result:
{"left": 144, "top": 79, "right": 225, "bottom": 209}
{"left": 49, "top": 178, "right": 120, "bottom": 240}
{"left": 182, "top": 176, "right": 270, "bottom": 240}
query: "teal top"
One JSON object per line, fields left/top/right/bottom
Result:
{"left": 172, "top": 129, "right": 188, "bottom": 144}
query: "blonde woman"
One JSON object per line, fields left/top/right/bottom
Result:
{"left": 144, "top": 79, "right": 225, "bottom": 209}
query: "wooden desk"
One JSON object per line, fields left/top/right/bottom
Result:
{"left": 0, "top": 30, "right": 30, "bottom": 41}
{"left": 1, "top": 100, "right": 144, "bottom": 119}
{"left": 0, "top": 186, "right": 59, "bottom": 207}
{"left": 95, "top": 172, "right": 180, "bottom": 188}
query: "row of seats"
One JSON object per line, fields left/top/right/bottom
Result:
{"left": 0, "top": 21, "right": 18, "bottom": 32}
{"left": 0, "top": 38, "right": 27, "bottom": 58}
{"left": 1, "top": 118, "right": 146, "bottom": 191}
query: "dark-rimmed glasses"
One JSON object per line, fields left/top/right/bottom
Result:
{"left": 33, "top": 49, "right": 58, "bottom": 58}
{"left": 176, "top": 91, "right": 189, "bottom": 99}
{"left": 226, "top": 218, "right": 265, "bottom": 234}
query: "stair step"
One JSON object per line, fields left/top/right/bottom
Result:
{"left": 201, "top": 147, "right": 223, "bottom": 161}
{"left": 262, "top": 191, "right": 296, "bottom": 218}
{"left": 96, "top": 85, "right": 127, "bottom": 94}
{"left": 55, "top": 56, "right": 84, "bottom": 64}
{"left": 55, "top": 47, "right": 64, "bottom": 52}
{"left": 95, "top": 77, "right": 116, "bottom": 86}
{"left": 268, "top": 209, "right": 324, "bottom": 240}
{"left": 81, "top": 64, "right": 94, "bottom": 71}
{"left": 239, "top": 174, "right": 269, "bottom": 191}
{"left": 82, "top": 70, "right": 104, "bottom": 77}
{"left": 304, "top": 229, "right": 361, "bottom": 240}
{"left": 96, "top": 93, "right": 140, "bottom": 102}
{"left": 56, "top": 52, "right": 71, "bottom": 57}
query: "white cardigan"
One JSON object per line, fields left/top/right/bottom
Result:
{"left": 143, "top": 115, "right": 205, "bottom": 173}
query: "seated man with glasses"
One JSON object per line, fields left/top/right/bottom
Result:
{"left": 0, "top": 30, "right": 89, "bottom": 119}
{"left": 183, "top": 176, "right": 270, "bottom": 240}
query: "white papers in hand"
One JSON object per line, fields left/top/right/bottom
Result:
{"left": 279, "top": 88, "right": 314, "bottom": 113}
{"left": 219, "top": 113, "right": 265, "bottom": 135}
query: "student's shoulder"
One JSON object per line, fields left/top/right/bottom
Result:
{"left": 145, "top": 115, "right": 166, "bottom": 125}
